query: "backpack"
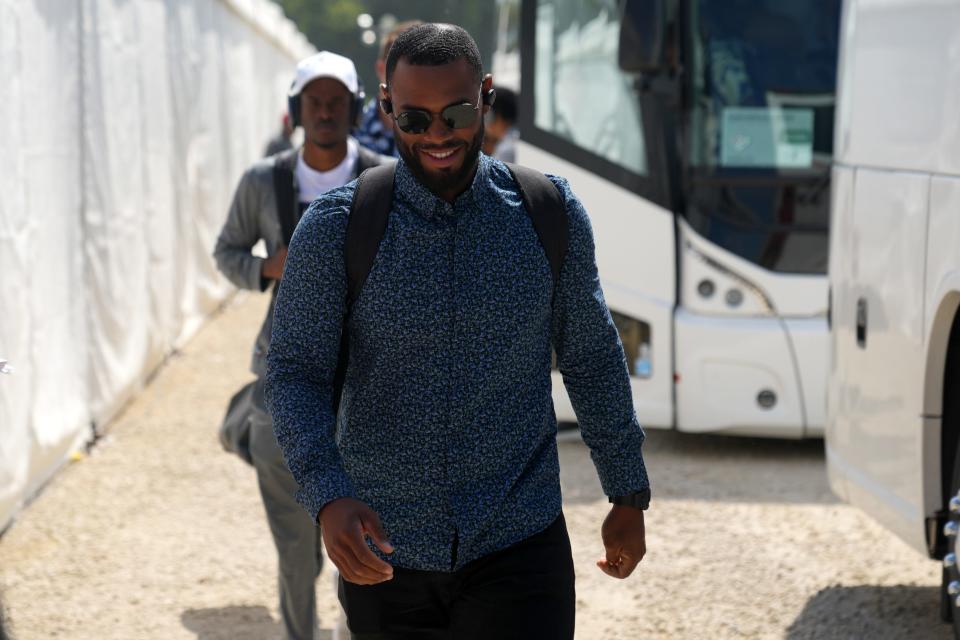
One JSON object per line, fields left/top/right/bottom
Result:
{"left": 281, "top": 161, "right": 569, "bottom": 414}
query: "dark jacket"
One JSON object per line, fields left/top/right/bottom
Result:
{"left": 214, "top": 141, "right": 391, "bottom": 376}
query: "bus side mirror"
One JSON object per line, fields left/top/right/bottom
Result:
{"left": 618, "top": 0, "right": 667, "bottom": 74}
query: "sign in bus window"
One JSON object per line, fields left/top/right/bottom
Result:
{"left": 611, "top": 311, "right": 652, "bottom": 378}
{"left": 720, "top": 107, "right": 813, "bottom": 168}
{"left": 551, "top": 312, "right": 651, "bottom": 378}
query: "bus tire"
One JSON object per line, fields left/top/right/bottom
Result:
{"left": 943, "top": 329, "right": 960, "bottom": 632}
{"left": 944, "top": 424, "right": 960, "bottom": 635}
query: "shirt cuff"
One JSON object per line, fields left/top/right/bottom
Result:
{"left": 296, "top": 473, "right": 356, "bottom": 525}
{"left": 593, "top": 440, "right": 650, "bottom": 499}
{"left": 248, "top": 256, "right": 269, "bottom": 292}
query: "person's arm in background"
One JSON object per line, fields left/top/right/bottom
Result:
{"left": 549, "top": 176, "right": 650, "bottom": 579}
{"left": 213, "top": 167, "right": 286, "bottom": 289}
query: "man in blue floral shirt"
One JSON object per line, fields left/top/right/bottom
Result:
{"left": 267, "top": 23, "right": 650, "bottom": 640}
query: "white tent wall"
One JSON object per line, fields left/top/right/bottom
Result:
{"left": 0, "top": 0, "right": 313, "bottom": 532}
{"left": 0, "top": 0, "right": 91, "bottom": 537}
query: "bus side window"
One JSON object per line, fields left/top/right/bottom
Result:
{"left": 533, "top": 0, "right": 648, "bottom": 176}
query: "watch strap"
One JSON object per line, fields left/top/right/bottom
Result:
{"left": 609, "top": 488, "right": 651, "bottom": 510}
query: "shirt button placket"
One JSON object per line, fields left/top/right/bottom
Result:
{"left": 449, "top": 201, "right": 472, "bottom": 569}
{"left": 443, "top": 213, "right": 459, "bottom": 569}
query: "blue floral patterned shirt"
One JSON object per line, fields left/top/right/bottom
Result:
{"left": 265, "top": 154, "right": 649, "bottom": 572}
{"left": 353, "top": 98, "right": 397, "bottom": 157}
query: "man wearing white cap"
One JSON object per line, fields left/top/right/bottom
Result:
{"left": 214, "top": 50, "right": 390, "bottom": 640}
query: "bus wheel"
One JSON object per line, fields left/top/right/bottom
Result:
{"left": 944, "top": 441, "right": 960, "bottom": 635}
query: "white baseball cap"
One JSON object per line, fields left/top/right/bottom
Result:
{"left": 289, "top": 51, "right": 360, "bottom": 98}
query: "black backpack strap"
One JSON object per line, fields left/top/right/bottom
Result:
{"left": 273, "top": 149, "right": 299, "bottom": 245}
{"left": 345, "top": 163, "right": 396, "bottom": 305}
{"left": 505, "top": 162, "right": 569, "bottom": 295}
{"left": 355, "top": 144, "right": 389, "bottom": 175}
{"left": 332, "top": 163, "right": 395, "bottom": 415}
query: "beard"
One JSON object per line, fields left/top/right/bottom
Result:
{"left": 396, "top": 120, "right": 484, "bottom": 199}
{"left": 306, "top": 119, "right": 347, "bottom": 149}
{"left": 310, "top": 137, "right": 341, "bottom": 149}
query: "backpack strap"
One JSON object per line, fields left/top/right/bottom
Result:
{"left": 333, "top": 161, "right": 564, "bottom": 414}
{"left": 345, "top": 163, "right": 396, "bottom": 305}
{"left": 273, "top": 149, "right": 299, "bottom": 246}
{"left": 344, "top": 162, "right": 565, "bottom": 304}
{"left": 332, "top": 163, "right": 395, "bottom": 415}
{"left": 355, "top": 144, "right": 388, "bottom": 175}
{"left": 504, "top": 162, "right": 569, "bottom": 295}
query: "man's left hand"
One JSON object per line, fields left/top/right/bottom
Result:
{"left": 596, "top": 505, "right": 646, "bottom": 579}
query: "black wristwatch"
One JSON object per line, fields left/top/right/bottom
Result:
{"left": 609, "top": 488, "right": 650, "bottom": 511}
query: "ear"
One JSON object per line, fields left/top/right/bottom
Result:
{"left": 481, "top": 74, "right": 495, "bottom": 111}
{"left": 379, "top": 83, "right": 392, "bottom": 115}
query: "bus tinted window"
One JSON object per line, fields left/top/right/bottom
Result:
{"left": 683, "top": 0, "right": 840, "bottom": 274}
{"left": 533, "top": 0, "right": 647, "bottom": 175}
{"left": 688, "top": 0, "right": 840, "bottom": 169}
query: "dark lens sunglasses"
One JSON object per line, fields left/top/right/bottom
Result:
{"left": 383, "top": 89, "right": 482, "bottom": 135}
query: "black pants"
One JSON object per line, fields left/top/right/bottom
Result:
{"left": 338, "top": 514, "right": 576, "bottom": 640}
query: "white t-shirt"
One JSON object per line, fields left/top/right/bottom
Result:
{"left": 296, "top": 138, "right": 359, "bottom": 203}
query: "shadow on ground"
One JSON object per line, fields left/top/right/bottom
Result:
{"left": 558, "top": 426, "right": 834, "bottom": 506}
{"left": 181, "top": 605, "right": 333, "bottom": 640}
{"left": 785, "top": 584, "right": 950, "bottom": 639}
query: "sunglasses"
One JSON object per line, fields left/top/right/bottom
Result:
{"left": 382, "top": 89, "right": 483, "bottom": 135}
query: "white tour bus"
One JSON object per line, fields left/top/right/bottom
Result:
{"left": 826, "top": 0, "right": 960, "bottom": 629}
{"left": 494, "top": 0, "right": 841, "bottom": 437}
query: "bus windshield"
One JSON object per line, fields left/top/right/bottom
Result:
{"left": 683, "top": 0, "right": 841, "bottom": 274}
{"left": 688, "top": 0, "right": 841, "bottom": 170}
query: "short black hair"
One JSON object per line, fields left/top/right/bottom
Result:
{"left": 385, "top": 23, "right": 483, "bottom": 87}
{"left": 491, "top": 86, "right": 518, "bottom": 123}
{"left": 379, "top": 20, "right": 423, "bottom": 61}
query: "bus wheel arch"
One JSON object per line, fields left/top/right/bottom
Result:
{"left": 931, "top": 294, "right": 960, "bottom": 533}
{"left": 932, "top": 295, "right": 960, "bottom": 625}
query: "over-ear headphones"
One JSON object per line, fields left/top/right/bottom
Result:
{"left": 288, "top": 80, "right": 366, "bottom": 129}
{"left": 288, "top": 91, "right": 301, "bottom": 127}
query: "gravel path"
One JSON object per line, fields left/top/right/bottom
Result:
{"left": 0, "top": 293, "right": 948, "bottom": 639}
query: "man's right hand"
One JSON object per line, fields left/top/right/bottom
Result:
{"left": 319, "top": 497, "right": 395, "bottom": 585}
{"left": 261, "top": 245, "right": 288, "bottom": 280}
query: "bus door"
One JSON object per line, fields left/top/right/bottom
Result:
{"left": 517, "top": 0, "right": 677, "bottom": 428}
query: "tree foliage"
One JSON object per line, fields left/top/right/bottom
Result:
{"left": 275, "top": 0, "right": 496, "bottom": 97}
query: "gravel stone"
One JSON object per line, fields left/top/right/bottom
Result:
{"left": 0, "top": 293, "right": 948, "bottom": 639}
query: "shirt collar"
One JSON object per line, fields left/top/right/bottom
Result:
{"left": 395, "top": 153, "right": 491, "bottom": 219}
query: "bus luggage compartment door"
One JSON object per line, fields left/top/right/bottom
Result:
{"left": 674, "top": 310, "right": 827, "bottom": 438}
